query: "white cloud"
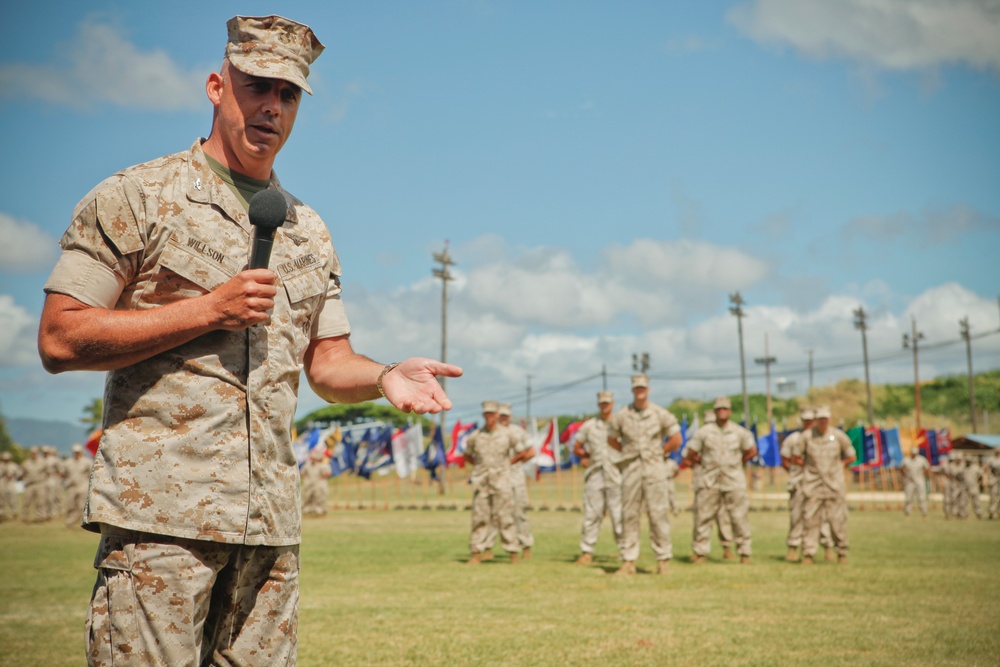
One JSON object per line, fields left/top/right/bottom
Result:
{"left": 728, "top": 0, "right": 1000, "bottom": 73}
{"left": 0, "top": 213, "right": 58, "bottom": 271}
{"left": 0, "top": 296, "right": 38, "bottom": 368}
{"left": 0, "top": 19, "right": 209, "bottom": 110}
{"left": 294, "top": 236, "right": 999, "bottom": 425}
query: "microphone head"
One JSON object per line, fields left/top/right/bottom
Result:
{"left": 248, "top": 189, "right": 288, "bottom": 230}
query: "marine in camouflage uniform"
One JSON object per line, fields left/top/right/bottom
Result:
{"left": 962, "top": 458, "right": 984, "bottom": 520}
{"left": 900, "top": 446, "right": 930, "bottom": 517}
{"left": 38, "top": 15, "right": 459, "bottom": 667}
{"left": 607, "top": 374, "right": 682, "bottom": 575}
{"left": 987, "top": 450, "right": 1000, "bottom": 520}
{"left": 685, "top": 397, "right": 756, "bottom": 564}
{"left": 933, "top": 454, "right": 952, "bottom": 518}
{"left": 465, "top": 401, "right": 524, "bottom": 564}
{"left": 800, "top": 406, "right": 856, "bottom": 564}
{"left": 781, "top": 408, "right": 832, "bottom": 561}
{"left": 20, "top": 447, "right": 48, "bottom": 523}
{"left": 63, "top": 444, "right": 93, "bottom": 527}
{"left": 300, "top": 448, "right": 331, "bottom": 516}
{"left": 949, "top": 455, "right": 968, "bottom": 518}
{"left": 0, "top": 452, "right": 23, "bottom": 522}
{"left": 44, "top": 446, "right": 64, "bottom": 521}
{"left": 691, "top": 410, "right": 735, "bottom": 558}
{"left": 498, "top": 403, "right": 536, "bottom": 557}
{"left": 572, "top": 391, "right": 624, "bottom": 565}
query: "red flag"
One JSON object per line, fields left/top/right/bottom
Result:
{"left": 84, "top": 428, "right": 102, "bottom": 456}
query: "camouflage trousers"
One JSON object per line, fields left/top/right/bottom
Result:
{"left": 619, "top": 459, "right": 672, "bottom": 562}
{"left": 990, "top": 481, "right": 1000, "bottom": 519}
{"left": 301, "top": 479, "right": 328, "bottom": 516}
{"left": 965, "top": 483, "right": 984, "bottom": 519}
{"left": 939, "top": 477, "right": 953, "bottom": 517}
{"left": 64, "top": 485, "right": 88, "bottom": 527}
{"left": 86, "top": 526, "right": 299, "bottom": 667}
{"left": 693, "top": 488, "right": 733, "bottom": 547}
{"left": 0, "top": 483, "right": 17, "bottom": 521}
{"left": 692, "top": 486, "right": 751, "bottom": 557}
{"left": 469, "top": 477, "right": 518, "bottom": 554}
{"left": 803, "top": 495, "right": 848, "bottom": 557}
{"left": 579, "top": 470, "right": 624, "bottom": 554}
{"left": 903, "top": 479, "right": 927, "bottom": 516}
{"left": 21, "top": 482, "right": 46, "bottom": 522}
{"left": 483, "top": 469, "right": 534, "bottom": 549}
{"left": 786, "top": 486, "right": 832, "bottom": 548}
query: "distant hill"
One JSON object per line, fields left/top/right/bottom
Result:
{"left": 7, "top": 418, "right": 88, "bottom": 454}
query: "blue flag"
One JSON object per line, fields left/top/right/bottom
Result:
{"left": 420, "top": 425, "right": 447, "bottom": 481}
{"left": 356, "top": 426, "right": 394, "bottom": 479}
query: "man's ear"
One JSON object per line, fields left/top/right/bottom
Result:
{"left": 206, "top": 71, "right": 225, "bottom": 106}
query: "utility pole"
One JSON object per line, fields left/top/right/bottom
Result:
{"left": 601, "top": 364, "right": 608, "bottom": 391}
{"left": 853, "top": 306, "right": 875, "bottom": 425}
{"left": 960, "top": 317, "right": 978, "bottom": 433}
{"left": 902, "top": 316, "right": 925, "bottom": 430}
{"left": 729, "top": 292, "right": 750, "bottom": 424}
{"left": 754, "top": 333, "right": 777, "bottom": 425}
{"left": 632, "top": 352, "right": 650, "bottom": 374}
{"left": 432, "top": 242, "right": 455, "bottom": 443}
{"left": 806, "top": 349, "right": 814, "bottom": 391}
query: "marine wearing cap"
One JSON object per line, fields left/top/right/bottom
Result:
{"left": 598, "top": 391, "right": 614, "bottom": 404}
{"left": 631, "top": 374, "right": 650, "bottom": 388}
{"left": 481, "top": 400, "right": 499, "bottom": 414}
{"left": 225, "top": 15, "right": 324, "bottom": 94}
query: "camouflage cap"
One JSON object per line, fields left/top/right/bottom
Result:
{"left": 498, "top": 403, "right": 513, "bottom": 417}
{"left": 800, "top": 407, "right": 815, "bottom": 420}
{"left": 597, "top": 391, "right": 614, "bottom": 404}
{"left": 0, "top": 451, "right": 10, "bottom": 460}
{"left": 225, "top": 15, "right": 324, "bottom": 95}
{"left": 72, "top": 444, "right": 84, "bottom": 454}
{"left": 713, "top": 396, "right": 732, "bottom": 410}
{"left": 815, "top": 405, "right": 832, "bottom": 419}
{"left": 631, "top": 374, "right": 650, "bottom": 388}
{"left": 481, "top": 400, "right": 499, "bottom": 414}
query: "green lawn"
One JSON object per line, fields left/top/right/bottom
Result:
{"left": 1, "top": 503, "right": 997, "bottom": 666}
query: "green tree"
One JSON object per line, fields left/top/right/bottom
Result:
{"left": 81, "top": 398, "right": 104, "bottom": 434}
{"left": 296, "top": 402, "right": 434, "bottom": 432}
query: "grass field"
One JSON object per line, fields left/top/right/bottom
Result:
{"left": 1, "top": 491, "right": 998, "bottom": 666}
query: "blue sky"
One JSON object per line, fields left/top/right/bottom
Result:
{"left": 1, "top": 0, "right": 998, "bottom": 431}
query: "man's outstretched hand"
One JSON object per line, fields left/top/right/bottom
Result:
{"left": 380, "top": 358, "right": 463, "bottom": 414}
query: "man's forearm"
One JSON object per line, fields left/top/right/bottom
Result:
{"left": 39, "top": 293, "right": 223, "bottom": 373}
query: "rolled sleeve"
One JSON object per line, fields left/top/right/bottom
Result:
{"left": 44, "top": 250, "right": 126, "bottom": 309}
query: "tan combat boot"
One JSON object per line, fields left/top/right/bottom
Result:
{"left": 481, "top": 548, "right": 494, "bottom": 561}
{"left": 575, "top": 553, "right": 593, "bottom": 566}
{"left": 785, "top": 546, "right": 799, "bottom": 562}
{"left": 740, "top": 555, "right": 750, "bottom": 565}
{"left": 801, "top": 555, "right": 814, "bottom": 564}
{"left": 614, "top": 561, "right": 636, "bottom": 575}
{"left": 837, "top": 554, "right": 848, "bottom": 564}
{"left": 522, "top": 546, "right": 532, "bottom": 560}
{"left": 691, "top": 554, "right": 706, "bottom": 564}
{"left": 656, "top": 560, "right": 670, "bottom": 574}
{"left": 825, "top": 546, "right": 833, "bottom": 561}
{"left": 467, "top": 553, "right": 482, "bottom": 565}
{"left": 722, "top": 546, "right": 733, "bottom": 560}
{"left": 510, "top": 552, "right": 521, "bottom": 564}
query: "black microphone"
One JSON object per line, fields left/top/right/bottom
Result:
{"left": 248, "top": 189, "right": 288, "bottom": 270}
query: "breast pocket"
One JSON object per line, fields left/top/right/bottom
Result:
{"left": 281, "top": 265, "right": 328, "bottom": 335}
{"left": 141, "top": 234, "right": 234, "bottom": 306}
